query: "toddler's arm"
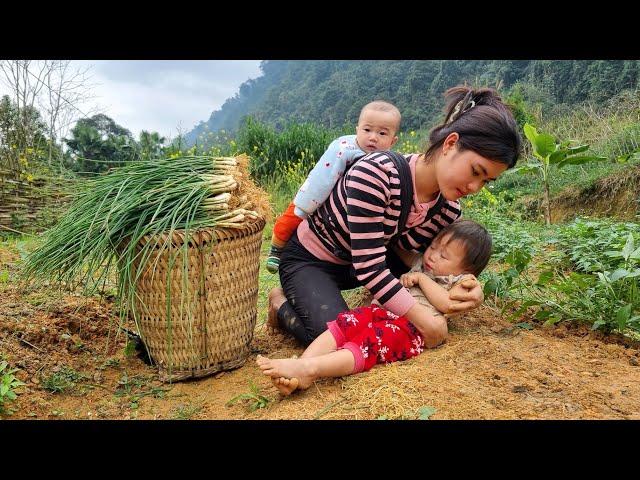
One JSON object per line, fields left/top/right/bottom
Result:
{"left": 404, "top": 302, "right": 448, "bottom": 349}
{"left": 400, "top": 272, "right": 454, "bottom": 313}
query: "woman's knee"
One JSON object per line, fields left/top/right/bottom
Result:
{"left": 279, "top": 297, "right": 334, "bottom": 345}
{"left": 291, "top": 305, "right": 331, "bottom": 344}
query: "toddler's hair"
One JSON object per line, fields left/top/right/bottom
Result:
{"left": 359, "top": 100, "right": 401, "bottom": 131}
{"left": 435, "top": 219, "right": 492, "bottom": 277}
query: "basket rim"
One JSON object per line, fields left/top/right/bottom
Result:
{"left": 132, "top": 217, "right": 266, "bottom": 248}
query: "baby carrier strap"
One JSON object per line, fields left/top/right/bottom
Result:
{"left": 333, "top": 151, "right": 414, "bottom": 261}
{"left": 382, "top": 151, "right": 414, "bottom": 247}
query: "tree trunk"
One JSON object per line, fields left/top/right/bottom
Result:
{"left": 48, "top": 137, "right": 54, "bottom": 166}
{"left": 543, "top": 179, "right": 551, "bottom": 226}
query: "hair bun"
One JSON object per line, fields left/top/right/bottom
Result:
{"left": 469, "top": 88, "right": 502, "bottom": 107}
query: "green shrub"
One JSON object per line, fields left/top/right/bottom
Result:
{"left": 552, "top": 217, "right": 640, "bottom": 273}
{"left": 235, "top": 117, "right": 346, "bottom": 183}
{"left": 0, "top": 360, "right": 26, "bottom": 415}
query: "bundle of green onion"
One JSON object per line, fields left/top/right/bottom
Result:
{"left": 21, "top": 154, "right": 263, "bottom": 325}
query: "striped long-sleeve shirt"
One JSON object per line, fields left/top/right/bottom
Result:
{"left": 297, "top": 152, "right": 462, "bottom": 316}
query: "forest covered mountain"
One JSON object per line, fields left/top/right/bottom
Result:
{"left": 185, "top": 60, "right": 640, "bottom": 145}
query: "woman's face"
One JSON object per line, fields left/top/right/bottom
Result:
{"left": 436, "top": 145, "right": 509, "bottom": 201}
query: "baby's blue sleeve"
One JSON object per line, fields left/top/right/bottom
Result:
{"left": 293, "top": 137, "right": 363, "bottom": 217}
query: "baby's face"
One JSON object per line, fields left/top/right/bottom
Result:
{"left": 355, "top": 109, "right": 399, "bottom": 153}
{"left": 422, "top": 234, "right": 467, "bottom": 277}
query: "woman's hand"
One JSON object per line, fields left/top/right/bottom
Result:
{"left": 447, "top": 276, "right": 484, "bottom": 315}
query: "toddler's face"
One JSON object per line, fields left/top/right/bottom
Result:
{"left": 422, "top": 234, "right": 467, "bottom": 277}
{"left": 355, "top": 109, "right": 399, "bottom": 153}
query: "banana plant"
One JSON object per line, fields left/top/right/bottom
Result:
{"left": 509, "top": 123, "right": 607, "bottom": 225}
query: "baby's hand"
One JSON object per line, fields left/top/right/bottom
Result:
{"left": 400, "top": 272, "right": 421, "bottom": 288}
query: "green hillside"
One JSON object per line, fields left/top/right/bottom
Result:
{"left": 185, "top": 60, "right": 640, "bottom": 146}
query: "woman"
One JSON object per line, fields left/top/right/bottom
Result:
{"left": 268, "top": 86, "right": 522, "bottom": 348}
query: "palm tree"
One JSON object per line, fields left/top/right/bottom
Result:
{"left": 139, "top": 130, "right": 166, "bottom": 161}
{"left": 64, "top": 122, "right": 103, "bottom": 172}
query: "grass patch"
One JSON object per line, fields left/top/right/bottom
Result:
{"left": 226, "top": 381, "right": 272, "bottom": 412}
{"left": 41, "top": 366, "right": 87, "bottom": 394}
{"left": 171, "top": 403, "right": 202, "bottom": 420}
{"left": 114, "top": 372, "right": 169, "bottom": 409}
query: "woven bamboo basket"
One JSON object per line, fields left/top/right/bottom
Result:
{"left": 131, "top": 218, "right": 266, "bottom": 382}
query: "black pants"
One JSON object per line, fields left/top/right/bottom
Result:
{"left": 277, "top": 231, "right": 410, "bottom": 346}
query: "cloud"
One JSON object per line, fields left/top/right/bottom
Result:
{"left": 75, "top": 60, "right": 263, "bottom": 140}
{"left": 88, "top": 60, "right": 260, "bottom": 88}
{"left": 0, "top": 60, "right": 262, "bottom": 142}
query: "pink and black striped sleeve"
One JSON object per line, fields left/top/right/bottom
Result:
{"left": 344, "top": 155, "right": 416, "bottom": 316}
{"left": 397, "top": 199, "right": 462, "bottom": 253}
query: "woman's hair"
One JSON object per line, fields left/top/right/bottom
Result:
{"left": 436, "top": 219, "right": 492, "bottom": 277}
{"left": 424, "top": 86, "right": 522, "bottom": 168}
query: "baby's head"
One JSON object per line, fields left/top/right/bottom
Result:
{"left": 422, "top": 220, "right": 492, "bottom": 277}
{"left": 356, "top": 101, "right": 401, "bottom": 153}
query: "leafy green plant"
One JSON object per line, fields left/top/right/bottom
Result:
{"left": 591, "top": 232, "right": 640, "bottom": 331}
{"left": 114, "top": 373, "right": 168, "bottom": 406}
{"left": 41, "top": 366, "right": 86, "bottom": 393}
{"left": 504, "top": 83, "right": 537, "bottom": 130}
{"left": 615, "top": 149, "right": 640, "bottom": 164}
{"left": 123, "top": 339, "right": 137, "bottom": 357}
{"left": 494, "top": 232, "right": 640, "bottom": 334}
{"left": 522, "top": 269, "right": 637, "bottom": 333}
{"left": 99, "top": 358, "right": 121, "bottom": 369}
{"left": 226, "top": 381, "right": 272, "bottom": 412}
{"left": 553, "top": 218, "right": 640, "bottom": 273}
{"left": 508, "top": 123, "right": 606, "bottom": 225}
{"left": 171, "top": 403, "right": 202, "bottom": 420}
{"left": 465, "top": 188, "right": 540, "bottom": 263}
{"left": 417, "top": 406, "right": 437, "bottom": 420}
{"left": 483, "top": 249, "right": 533, "bottom": 299}
{"left": 0, "top": 360, "right": 26, "bottom": 415}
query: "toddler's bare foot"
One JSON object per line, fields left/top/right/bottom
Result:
{"left": 256, "top": 354, "right": 270, "bottom": 368}
{"left": 272, "top": 376, "right": 300, "bottom": 396}
{"left": 257, "top": 354, "right": 302, "bottom": 395}
{"left": 272, "top": 353, "right": 301, "bottom": 395}
{"left": 266, "top": 287, "right": 287, "bottom": 334}
{"left": 256, "top": 355, "right": 315, "bottom": 390}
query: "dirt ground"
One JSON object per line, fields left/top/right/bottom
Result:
{"left": 2, "top": 246, "right": 640, "bottom": 420}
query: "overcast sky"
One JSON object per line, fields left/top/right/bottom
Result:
{"left": 0, "top": 60, "right": 263, "bottom": 141}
